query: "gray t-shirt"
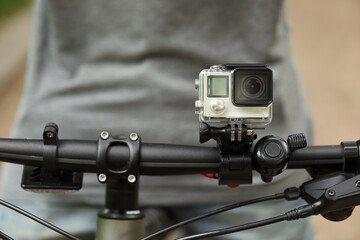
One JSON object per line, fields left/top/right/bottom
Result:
{"left": 1, "top": 0, "right": 313, "bottom": 206}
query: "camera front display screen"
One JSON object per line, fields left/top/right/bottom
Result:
{"left": 208, "top": 76, "right": 228, "bottom": 97}
{"left": 233, "top": 68, "right": 272, "bottom": 106}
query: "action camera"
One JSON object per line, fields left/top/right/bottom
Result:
{"left": 195, "top": 64, "right": 273, "bottom": 129}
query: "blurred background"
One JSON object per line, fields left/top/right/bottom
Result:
{"left": 0, "top": 1, "right": 359, "bottom": 239}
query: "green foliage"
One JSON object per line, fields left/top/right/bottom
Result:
{"left": 0, "top": 0, "right": 31, "bottom": 20}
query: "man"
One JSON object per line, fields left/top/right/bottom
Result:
{"left": 0, "top": 1, "right": 313, "bottom": 239}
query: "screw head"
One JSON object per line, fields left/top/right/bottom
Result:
{"left": 356, "top": 180, "right": 360, "bottom": 188}
{"left": 98, "top": 174, "right": 107, "bottom": 183}
{"left": 100, "top": 131, "right": 109, "bottom": 140}
{"left": 328, "top": 190, "right": 336, "bottom": 196}
{"left": 46, "top": 131, "right": 55, "bottom": 139}
{"left": 128, "top": 175, "right": 136, "bottom": 183}
{"left": 130, "top": 133, "right": 138, "bottom": 141}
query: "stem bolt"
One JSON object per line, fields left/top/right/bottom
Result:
{"left": 128, "top": 175, "right": 136, "bottom": 183}
{"left": 356, "top": 180, "right": 360, "bottom": 188}
{"left": 130, "top": 133, "right": 138, "bottom": 141}
{"left": 98, "top": 174, "right": 107, "bottom": 183}
{"left": 100, "top": 131, "right": 109, "bottom": 140}
{"left": 328, "top": 190, "right": 336, "bottom": 196}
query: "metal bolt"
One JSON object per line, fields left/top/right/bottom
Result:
{"left": 100, "top": 131, "right": 109, "bottom": 140}
{"left": 98, "top": 174, "right": 107, "bottom": 183}
{"left": 356, "top": 180, "right": 360, "bottom": 188}
{"left": 328, "top": 190, "right": 336, "bottom": 196}
{"left": 130, "top": 133, "right": 138, "bottom": 141}
{"left": 46, "top": 131, "right": 55, "bottom": 139}
{"left": 128, "top": 175, "right": 136, "bottom": 183}
{"left": 247, "top": 130, "right": 254, "bottom": 136}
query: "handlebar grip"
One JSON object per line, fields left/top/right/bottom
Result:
{"left": 288, "top": 144, "right": 355, "bottom": 170}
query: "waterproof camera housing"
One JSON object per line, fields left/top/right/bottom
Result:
{"left": 195, "top": 64, "right": 273, "bottom": 129}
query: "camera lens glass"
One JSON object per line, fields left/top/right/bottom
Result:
{"left": 244, "top": 78, "right": 261, "bottom": 95}
{"left": 233, "top": 67, "right": 272, "bottom": 106}
{"left": 241, "top": 76, "right": 264, "bottom": 98}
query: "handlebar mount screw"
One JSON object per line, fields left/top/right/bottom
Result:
{"left": 328, "top": 190, "right": 336, "bottom": 197}
{"left": 100, "top": 131, "right": 109, "bottom": 140}
{"left": 130, "top": 133, "right": 138, "bottom": 141}
{"left": 128, "top": 175, "right": 136, "bottom": 183}
{"left": 98, "top": 173, "right": 107, "bottom": 183}
{"left": 46, "top": 131, "right": 55, "bottom": 139}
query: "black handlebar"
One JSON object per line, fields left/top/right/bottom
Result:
{"left": 0, "top": 138, "right": 357, "bottom": 175}
{"left": 1, "top": 133, "right": 360, "bottom": 237}
{"left": 289, "top": 145, "right": 345, "bottom": 168}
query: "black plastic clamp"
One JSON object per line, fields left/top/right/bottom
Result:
{"left": 21, "top": 123, "right": 83, "bottom": 192}
{"left": 218, "top": 151, "right": 253, "bottom": 185}
{"left": 96, "top": 132, "right": 141, "bottom": 183}
{"left": 42, "top": 122, "right": 59, "bottom": 173}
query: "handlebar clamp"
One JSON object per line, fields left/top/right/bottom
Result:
{"left": 21, "top": 123, "right": 83, "bottom": 193}
{"left": 96, "top": 132, "right": 141, "bottom": 184}
{"left": 218, "top": 151, "right": 253, "bottom": 185}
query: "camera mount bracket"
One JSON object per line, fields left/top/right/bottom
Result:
{"left": 199, "top": 122, "right": 256, "bottom": 152}
{"left": 200, "top": 122, "right": 256, "bottom": 185}
{"left": 230, "top": 119, "right": 243, "bottom": 141}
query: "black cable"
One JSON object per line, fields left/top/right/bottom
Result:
{"left": 142, "top": 193, "right": 286, "bottom": 240}
{"left": 176, "top": 214, "right": 288, "bottom": 240}
{"left": 176, "top": 203, "right": 316, "bottom": 240}
{"left": 0, "top": 199, "right": 81, "bottom": 240}
{"left": 0, "top": 230, "right": 14, "bottom": 240}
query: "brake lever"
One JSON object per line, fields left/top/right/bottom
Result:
{"left": 301, "top": 172, "right": 360, "bottom": 221}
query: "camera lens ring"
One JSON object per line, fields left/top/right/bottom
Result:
{"left": 241, "top": 76, "right": 265, "bottom": 99}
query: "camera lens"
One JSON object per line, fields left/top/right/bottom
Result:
{"left": 245, "top": 78, "right": 261, "bottom": 95}
{"left": 241, "top": 76, "right": 264, "bottom": 98}
{"left": 233, "top": 67, "right": 272, "bottom": 106}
